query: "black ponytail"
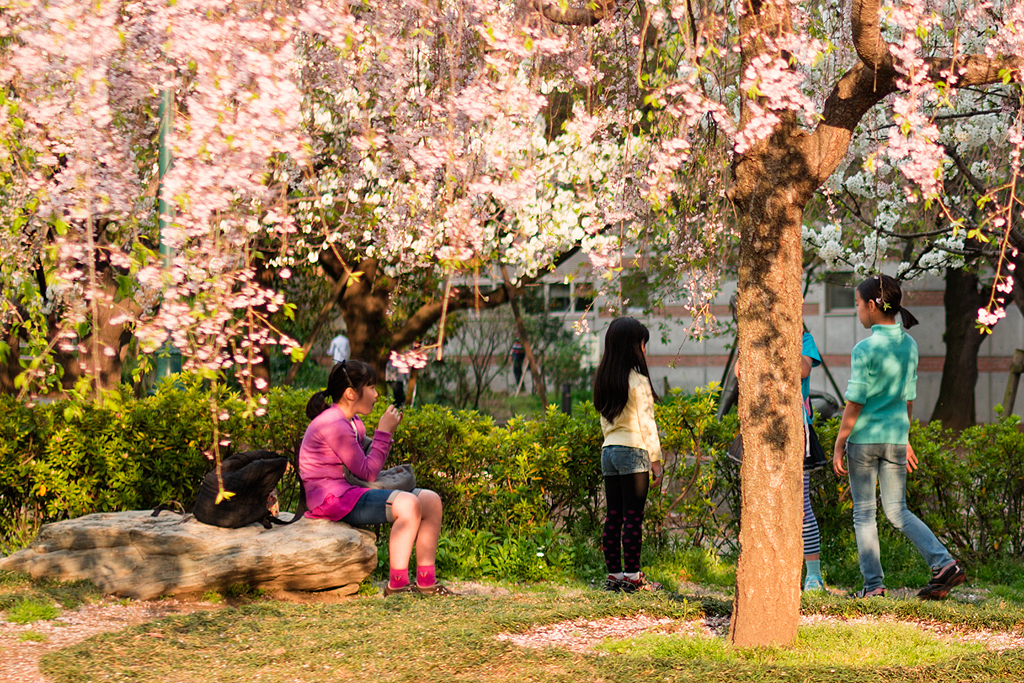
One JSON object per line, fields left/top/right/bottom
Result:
{"left": 856, "top": 274, "right": 919, "bottom": 329}
{"left": 304, "top": 359, "right": 379, "bottom": 419}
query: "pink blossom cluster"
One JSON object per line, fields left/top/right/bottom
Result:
{"left": 735, "top": 54, "right": 817, "bottom": 154}
{"left": 389, "top": 348, "right": 429, "bottom": 373}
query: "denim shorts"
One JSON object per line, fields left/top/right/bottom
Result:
{"left": 601, "top": 445, "right": 651, "bottom": 476}
{"left": 341, "top": 488, "right": 423, "bottom": 526}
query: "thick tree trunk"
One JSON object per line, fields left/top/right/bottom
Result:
{"left": 0, "top": 324, "right": 20, "bottom": 394}
{"left": 339, "top": 258, "right": 393, "bottom": 374}
{"left": 54, "top": 265, "right": 138, "bottom": 393}
{"left": 930, "top": 267, "right": 986, "bottom": 429}
{"left": 728, "top": 125, "right": 809, "bottom": 647}
{"left": 317, "top": 248, "right": 578, "bottom": 376}
{"left": 282, "top": 272, "right": 348, "bottom": 385}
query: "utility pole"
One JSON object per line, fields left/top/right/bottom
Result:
{"left": 155, "top": 88, "right": 181, "bottom": 382}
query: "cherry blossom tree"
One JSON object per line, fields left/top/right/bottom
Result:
{"left": 535, "top": 0, "right": 1024, "bottom": 645}
{"left": 801, "top": 70, "right": 1023, "bottom": 430}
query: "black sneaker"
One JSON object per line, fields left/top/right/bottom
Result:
{"left": 850, "top": 586, "right": 886, "bottom": 599}
{"left": 604, "top": 575, "right": 624, "bottom": 592}
{"left": 619, "top": 572, "right": 662, "bottom": 593}
{"left": 918, "top": 561, "right": 966, "bottom": 600}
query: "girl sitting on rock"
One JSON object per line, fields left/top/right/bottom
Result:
{"left": 299, "top": 360, "right": 451, "bottom": 596}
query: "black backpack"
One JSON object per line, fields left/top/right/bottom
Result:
{"left": 156, "top": 449, "right": 306, "bottom": 529}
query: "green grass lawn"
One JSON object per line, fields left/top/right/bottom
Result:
{"left": 22, "top": 581, "right": 1024, "bottom": 683}
{"left": 5, "top": 548, "right": 1024, "bottom": 683}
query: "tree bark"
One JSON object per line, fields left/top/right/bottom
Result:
{"left": 317, "top": 248, "right": 579, "bottom": 373}
{"left": 282, "top": 271, "right": 348, "bottom": 386}
{"left": 0, "top": 323, "right": 21, "bottom": 395}
{"left": 54, "top": 265, "right": 139, "bottom": 393}
{"left": 728, "top": 122, "right": 809, "bottom": 648}
{"left": 338, "top": 257, "right": 394, "bottom": 375}
{"left": 930, "top": 268, "right": 986, "bottom": 429}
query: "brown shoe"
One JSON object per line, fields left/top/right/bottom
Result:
{"left": 383, "top": 583, "right": 415, "bottom": 597}
{"left": 918, "top": 561, "right": 966, "bottom": 600}
{"left": 415, "top": 583, "right": 457, "bottom": 596}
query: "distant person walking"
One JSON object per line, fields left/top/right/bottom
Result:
{"left": 593, "top": 317, "right": 663, "bottom": 593}
{"left": 833, "top": 274, "right": 965, "bottom": 599}
{"left": 328, "top": 333, "right": 350, "bottom": 364}
{"left": 510, "top": 339, "right": 525, "bottom": 386}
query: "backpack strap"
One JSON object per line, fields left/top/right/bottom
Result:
{"left": 265, "top": 439, "right": 308, "bottom": 525}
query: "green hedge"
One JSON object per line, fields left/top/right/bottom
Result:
{"left": 3, "top": 379, "right": 1023, "bottom": 578}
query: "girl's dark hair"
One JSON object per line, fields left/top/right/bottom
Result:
{"left": 856, "top": 274, "right": 919, "bottom": 329}
{"left": 305, "top": 359, "right": 379, "bottom": 419}
{"left": 593, "top": 317, "right": 656, "bottom": 423}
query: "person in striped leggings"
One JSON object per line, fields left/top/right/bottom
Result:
{"left": 801, "top": 331, "right": 825, "bottom": 591}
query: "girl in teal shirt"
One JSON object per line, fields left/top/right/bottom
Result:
{"left": 832, "top": 275, "right": 965, "bottom": 600}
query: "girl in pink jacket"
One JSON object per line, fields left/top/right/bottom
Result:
{"left": 300, "top": 360, "right": 450, "bottom": 596}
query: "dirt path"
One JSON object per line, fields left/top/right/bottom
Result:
{"left": 498, "top": 611, "right": 1024, "bottom": 653}
{"left": 0, "top": 598, "right": 221, "bottom": 683}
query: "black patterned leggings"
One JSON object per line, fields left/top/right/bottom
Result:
{"left": 602, "top": 472, "right": 650, "bottom": 574}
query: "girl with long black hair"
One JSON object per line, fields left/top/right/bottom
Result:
{"left": 593, "top": 317, "right": 663, "bottom": 592}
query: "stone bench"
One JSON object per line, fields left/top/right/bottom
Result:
{"left": 0, "top": 510, "right": 377, "bottom": 600}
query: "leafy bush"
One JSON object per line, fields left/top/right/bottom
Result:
{"left": 650, "top": 385, "right": 741, "bottom": 553}
{"left": 811, "top": 414, "right": 1024, "bottom": 580}
{"left": 906, "top": 416, "right": 1024, "bottom": 561}
{"left": 0, "top": 377, "right": 300, "bottom": 553}
{"left": 386, "top": 403, "right": 603, "bottom": 535}
{"left": 4, "top": 377, "right": 1022, "bottom": 586}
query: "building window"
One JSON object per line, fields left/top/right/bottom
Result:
{"left": 548, "top": 284, "right": 571, "bottom": 312}
{"left": 573, "top": 283, "right": 595, "bottom": 313}
{"left": 825, "top": 273, "right": 855, "bottom": 311}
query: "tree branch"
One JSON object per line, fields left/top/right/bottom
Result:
{"left": 803, "top": 61, "right": 899, "bottom": 183}
{"left": 532, "top": 0, "right": 613, "bottom": 26}
{"left": 390, "top": 246, "right": 581, "bottom": 348}
{"left": 851, "top": 0, "right": 895, "bottom": 74}
{"left": 926, "top": 54, "right": 1024, "bottom": 88}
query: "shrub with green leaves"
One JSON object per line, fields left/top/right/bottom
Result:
{"left": 0, "top": 377, "right": 294, "bottom": 552}
{"left": 5, "top": 377, "right": 1023, "bottom": 585}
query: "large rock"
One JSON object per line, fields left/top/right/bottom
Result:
{"left": 0, "top": 511, "right": 378, "bottom": 600}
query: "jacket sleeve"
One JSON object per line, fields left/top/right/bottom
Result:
{"left": 844, "top": 344, "right": 869, "bottom": 404}
{"left": 340, "top": 421, "right": 392, "bottom": 481}
{"left": 633, "top": 378, "right": 662, "bottom": 463}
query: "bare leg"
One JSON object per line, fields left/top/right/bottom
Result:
{"left": 388, "top": 492, "right": 422, "bottom": 571}
{"left": 413, "top": 489, "right": 443, "bottom": 567}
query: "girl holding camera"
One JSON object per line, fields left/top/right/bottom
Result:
{"left": 300, "top": 360, "right": 451, "bottom": 596}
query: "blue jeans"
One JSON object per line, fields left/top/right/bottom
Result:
{"left": 846, "top": 443, "right": 953, "bottom": 591}
{"left": 601, "top": 446, "right": 651, "bottom": 476}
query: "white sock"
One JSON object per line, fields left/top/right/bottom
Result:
{"left": 624, "top": 572, "right": 640, "bottom": 580}
{"left": 610, "top": 572, "right": 625, "bottom": 580}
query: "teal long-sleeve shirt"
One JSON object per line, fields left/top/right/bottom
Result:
{"left": 844, "top": 324, "right": 918, "bottom": 445}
